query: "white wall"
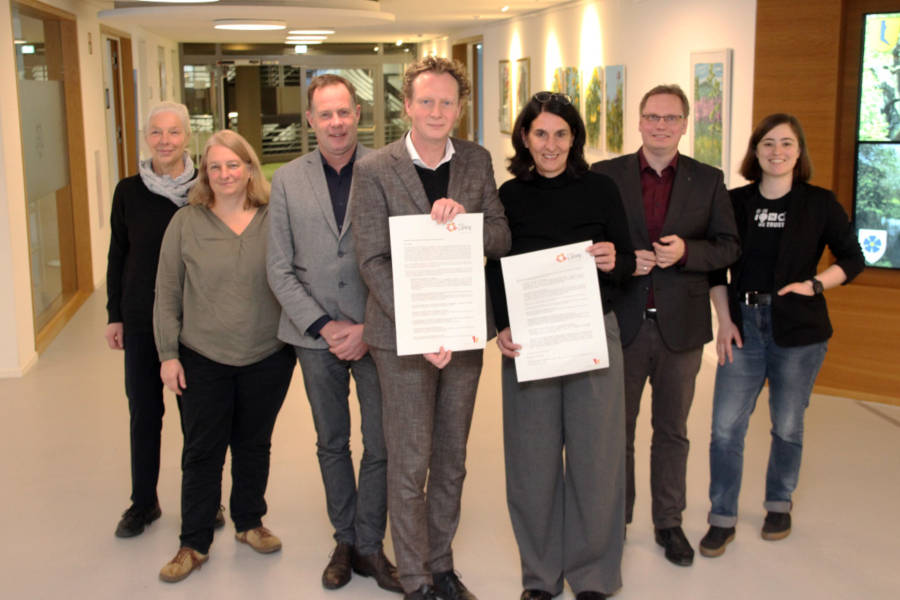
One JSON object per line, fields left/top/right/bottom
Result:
{"left": 0, "top": 0, "right": 179, "bottom": 376}
{"left": 449, "top": 0, "right": 757, "bottom": 188}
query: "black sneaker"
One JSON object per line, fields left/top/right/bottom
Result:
{"left": 761, "top": 511, "right": 791, "bottom": 540}
{"left": 433, "top": 570, "right": 477, "bottom": 600}
{"left": 699, "top": 525, "right": 736, "bottom": 557}
{"left": 115, "top": 502, "right": 162, "bottom": 538}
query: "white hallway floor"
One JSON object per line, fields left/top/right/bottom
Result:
{"left": 1, "top": 287, "right": 898, "bottom": 600}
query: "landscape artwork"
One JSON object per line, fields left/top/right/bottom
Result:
{"left": 584, "top": 66, "right": 603, "bottom": 149}
{"left": 690, "top": 49, "right": 732, "bottom": 182}
{"left": 605, "top": 65, "right": 625, "bottom": 154}
{"left": 551, "top": 67, "right": 581, "bottom": 112}
{"left": 500, "top": 59, "right": 512, "bottom": 134}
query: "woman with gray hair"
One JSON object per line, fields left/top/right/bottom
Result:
{"left": 105, "top": 101, "right": 214, "bottom": 538}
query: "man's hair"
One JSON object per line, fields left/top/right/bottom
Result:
{"left": 639, "top": 84, "right": 690, "bottom": 119}
{"left": 739, "top": 113, "right": 813, "bottom": 182}
{"left": 307, "top": 73, "right": 358, "bottom": 108}
{"left": 402, "top": 56, "right": 471, "bottom": 101}
{"left": 189, "top": 129, "right": 269, "bottom": 209}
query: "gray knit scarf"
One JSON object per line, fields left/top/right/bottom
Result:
{"left": 139, "top": 152, "right": 196, "bottom": 207}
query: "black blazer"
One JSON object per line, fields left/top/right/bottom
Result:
{"left": 591, "top": 153, "right": 740, "bottom": 351}
{"left": 713, "top": 182, "right": 865, "bottom": 347}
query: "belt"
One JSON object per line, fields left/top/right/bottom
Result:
{"left": 742, "top": 291, "right": 772, "bottom": 306}
{"left": 644, "top": 308, "right": 658, "bottom": 320}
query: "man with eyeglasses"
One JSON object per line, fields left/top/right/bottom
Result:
{"left": 591, "top": 84, "right": 739, "bottom": 567}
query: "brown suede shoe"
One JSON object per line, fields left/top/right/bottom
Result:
{"left": 352, "top": 548, "right": 403, "bottom": 593}
{"left": 159, "top": 547, "right": 208, "bottom": 583}
{"left": 235, "top": 526, "right": 282, "bottom": 553}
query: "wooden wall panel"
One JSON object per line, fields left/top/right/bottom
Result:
{"left": 754, "top": 0, "right": 900, "bottom": 405}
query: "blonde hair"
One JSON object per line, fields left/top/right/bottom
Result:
{"left": 188, "top": 129, "right": 269, "bottom": 209}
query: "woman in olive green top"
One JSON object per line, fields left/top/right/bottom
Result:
{"left": 154, "top": 129, "right": 295, "bottom": 583}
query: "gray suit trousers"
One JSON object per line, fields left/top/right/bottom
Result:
{"left": 623, "top": 317, "right": 703, "bottom": 528}
{"left": 295, "top": 348, "right": 387, "bottom": 554}
{"left": 503, "top": 312, "right": 625, "bottom": 596}
{"left": 370, "top": 348, "right": 484, "bottom": 593}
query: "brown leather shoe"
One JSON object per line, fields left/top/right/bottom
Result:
{"left": 352, "top": 548, "right": 403, "bottom": 593}
{"left": 159, "top": 547, "right": 208, "bottom": 583}
{"left": 322, "top": 542, "right": 353, "bottom": 589}
{"left": 235, "top": 526, "right": 282, "bottom": 553}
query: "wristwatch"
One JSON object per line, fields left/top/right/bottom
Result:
{"left": 809, "top": 277, "right": 824, "bottom": 295}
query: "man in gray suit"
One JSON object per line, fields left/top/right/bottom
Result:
{"left": 267, "top": 74, "right": 401, "bottom": 594}
{"left": 591, "top": 84, "right": 739, "bottom": 567}
{"left": 350, "top": 57, "right": 511, "bottom": 600}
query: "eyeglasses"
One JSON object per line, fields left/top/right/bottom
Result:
{"left": 533, "top": 91, "right": 572, "bottom": 105}
{"left": 641, "top": 113, "right": 684, "bottom": 124}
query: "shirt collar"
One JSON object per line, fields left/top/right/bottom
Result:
{"left": 405, "top": 132, "right": 455, "bottom": 170}
{"left": 638, "top": 147, "right": 678, "bottom": 174}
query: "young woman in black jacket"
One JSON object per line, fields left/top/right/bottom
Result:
{"left": 699, "top": 114, "right": 864, "bottom": 558}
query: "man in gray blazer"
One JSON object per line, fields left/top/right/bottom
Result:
{"left": 350, "top": 57, "right": 510, "bottom": 600}
{"left": 267, "top": 74, "right": 401, "bottom": 594}
{"left": 591, "top": 84, "right": 739, "bottom": 567}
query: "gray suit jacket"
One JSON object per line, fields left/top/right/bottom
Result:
{"left": 591, "top": 152, "right": 740, "bottom": 351}
{"left": 350, "top": 137, "right": 511, "bottom": 351}
{"left": 267, "top": 145, "right": 373, "bottom": 349}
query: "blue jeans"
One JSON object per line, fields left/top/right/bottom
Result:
{"left": 708, "top": 304, "right": 827, "bottom": 527}
{"left": 295, "top": 348, "right": 387, "bottom": 555}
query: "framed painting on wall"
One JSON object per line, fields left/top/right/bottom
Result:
{"left": 515, "top": 57, "right": 530, "bottom": 118}
{"left": 499, "top": 59, "right": 513, "bottom": 134}
{"left": 584, "top": 66, "right": 603, "bottom": 150}
{"left": 605, "top": 65, "right": 625, "bottom": 155}
{"left": 551, "top": 67, "right": 581, "bottom": 112}
{"left": 690, "top": 49, "right": 733, "bottom": 183}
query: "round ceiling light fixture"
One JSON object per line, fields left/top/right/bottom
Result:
{"left": 214, "top": 19, "right": 286, "bottom": 31}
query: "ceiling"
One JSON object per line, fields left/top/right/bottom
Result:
{"left": 97, "top": 0, "right": 570, "bottom": 44}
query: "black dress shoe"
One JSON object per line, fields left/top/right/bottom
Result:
{"left": 521, "top": 589, "right": 553, "bottom": 600}
{"left": 322, "top": 542, "right": 353, "bottom": 589}
{"left": 654, "top": 526, "right": 694, "bottom": 566}
{"left": 405, "top": 584, "right": 439, "bottom": 600}
{"left": 433, "top": 570, "right": 477, "bottom": 600}
{"left": 352, "top": 548, "right": 403, "bottom": 593}
{"left": 575, "top": 593, "right": 608, "bottom": 600}
{"left": 115, "top": 502, "right": 162, "bottom": 538}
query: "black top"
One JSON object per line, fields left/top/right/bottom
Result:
{"left": 106, "top": 174, "right": 184, "bottom": 333}
{"left": 414, "top": 162, "right": 451, "bottom": 204}
{"left": 486, "top": 170, "right": 636, "bottom": 330}
{"left": 711, "top": 182, "right": 865, "bottom": 347}
{"left": 738, "top": 190, "right": 790, "bottom": 293}
{"left": 321, "top": 150, "right": 356, "bottom": 232}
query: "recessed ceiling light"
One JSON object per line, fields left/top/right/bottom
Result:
{"left": 288, "top": 29, "right": 334, "bottom": 35}
{"left": 294, "top": 45, "right": 308, "bottom": 54}
{"left": 501, "top": 5, "right": 510, "bottom": 12}
{"left": 373, "top": 46, "right": 380, "bottom": 52}
{"left": 214, "top": 19, "right": 285, "bottom": 31}
{"left": 395, "top": 40, "right": 403, "bottom": 46}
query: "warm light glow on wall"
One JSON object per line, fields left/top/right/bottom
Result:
{"left": 579, "top": 4, "right": 604, "bottom": 77}
{"left": 544, "top": 31, "right": 562, "bottom": 91}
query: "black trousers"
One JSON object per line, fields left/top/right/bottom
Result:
{"left": 177, "top": 344, "right": 295, "bottom": 553}
{"left": 123, "top": 331, "right": 165, "bottom": 509}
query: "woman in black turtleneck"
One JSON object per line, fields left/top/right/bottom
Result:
{"left": 485, "top": 93, "right": 634, "bottom": 600}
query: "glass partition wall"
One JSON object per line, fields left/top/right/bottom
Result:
{"left": 182, "top": 45, "right": 416, "bottom": 166}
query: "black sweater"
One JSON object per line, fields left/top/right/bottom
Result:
{"left": 106, "top": 174, "right": 183, "bottom": 333}
{"left": 486, "top": 170, "right": 635, "bottom": 331}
